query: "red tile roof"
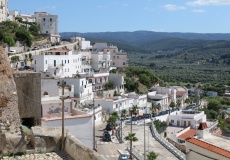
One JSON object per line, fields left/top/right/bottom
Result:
{"left": 198, "top": 122, "right": 208, "bottom": 130}
{"left": 178, "top": 129, "right": 196, "bottom": 140}
{"left": 187, "top": 138, "right": 230, "bottom": 159}
{"left": 176, "top": 91, "right": 186, "bottom": 97}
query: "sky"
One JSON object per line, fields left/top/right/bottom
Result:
{"left": 8, "top": 0, "right": 230, "bottom": 33}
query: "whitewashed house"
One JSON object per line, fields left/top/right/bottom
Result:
{"left": 62, "top": 77, "right": 93, "bottom": 104}
{"left": 168, "top": 110, "right": 206, "bottom": 127}
{"left": 108, "top": 73, "right": 125, "bottom": 95}
{"left": 91, "top": 51, "right": 110, "bottom": 73}
{"left": 94, "top": 96, "right": 134, "bottom": 114}
{"left": 33, "top": 49, "right": 82, "bottom": 78}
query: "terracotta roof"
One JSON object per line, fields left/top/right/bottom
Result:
{"left": 178, "top": 129, "right": 196, "bottom": 140}
{"left": 176, "top": 91, "right": 186, "bottom": 97}
{"left": 49, "top": 49, "right": 68, "bottom": 52}
{"left": 198, "top": 122, "right": 208, "bottom": 130}
{"left": 187, "top": 138, "right": 230, "bottom": 159}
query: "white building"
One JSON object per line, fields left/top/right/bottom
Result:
{"left": 148, "top": 91, "right": 169, "bottom": 111}
{"left": 126, "top": 92, "right": 148, "bottom": 112}
{"left": 168, "top": 110, "right": 206, "bottom": 127}
{"left": 108, "top": 73, "right": 125, "bottom": 95}
{"left": 34, "top": 12, "right": 60, "bottom": 43}
{"left": 93, "top": 42, "right": 128, "bottom": 69}
{"left": 94, "top": 96, "right": 134, "bottom": 114}
{"left": 186, "top": 138, "right": 230, "bottom": 160}
{"left": 62, "top": 77, "right": 93, "bottom": 104}
{"left": 207, "top": 91, "right": 218, "bottom": 97}
{"left": 0, "top": 0, "right": 8, "bottom": 22}
{"left": 87, "top": 72, "right": 110, "bottom": 92}
{"left": 41, "top": 103, "right": 102, "bottom": 149}
{"left": 91, "top": 52, "right": 110, "bottom": 73}
{"left": 33, "top": 49, "right": 82, "bottom": 78}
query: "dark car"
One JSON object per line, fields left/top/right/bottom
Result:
{"left": 103, "top": 133, "right": 111, "bottom": 142}
{"left": 105, "top": 124, "right": 112, "bottom": 131}
{"left": 19, "top": 66, "right": 33, "bottom": 71}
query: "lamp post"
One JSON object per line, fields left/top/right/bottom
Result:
{"left": 57, "top": 80, "right": 69, "bottom": 150}
{"left": 93, "top": 91, "right": 96, "bottom": 151}
{"left": 144, "top": 117, "right": 146, "bottom": 160}
{"left": 129, "top": 108, "right": 133, "bottom": 160}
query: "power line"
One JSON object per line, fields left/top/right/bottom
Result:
{"left": 16, "top": 87, "right": 41, "bottom": 103}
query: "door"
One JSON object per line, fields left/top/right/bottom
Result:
{"left": 54, "top": 60, "right": 56, "bottom": 67}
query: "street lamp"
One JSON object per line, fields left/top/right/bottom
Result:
{"left": 92, "top": 91, "right": 96, "bottom": 151}
{"left": 57, "top": 80, "right": 69, "bottom": 150}
{"left": 129, "top": 108, "right": 133, "bottom": 160}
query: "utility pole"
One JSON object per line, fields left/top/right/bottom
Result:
{"left": 57, "top": 80, "right": 69, "bottom": 150}
{"left": 130, "top": 108, "right": 133, "bottom": 160}
{"left": 93, "top": 97, "right": 95, "bottom": 150}
{"left": 144, "top": 117, "right": 146, "bottom": 160}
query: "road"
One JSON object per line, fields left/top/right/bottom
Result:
{"left": 95, "top": 122, "right": 128, "bottom": 160}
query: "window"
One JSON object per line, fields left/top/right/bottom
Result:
{"left": 123, "top": 62, "right": 126, "bottom": 65}
{"left": 113, "top": 56, "right": 115, "bottom": 59}
{"left": 188, "top": 121, "right": 191, "bottom": 126}
{"left": 113, "top": 62, "right": 115, "bottom": 65}
{"left": 65, "top": 60, "right": 66, "bottom": 64}
{"left": 50, "top": 23, "right": 52, "bottom": 26}
{"left": 35, "top": 60, "right": 36, "bottom": 64}
{"left": 68, "top": 68, "right": 69, "bottom": 72}
{"left": 46, "top": 60, "right": 47, "bottom": 64}
{"left": 184, "top": 121, "right": 186, "bottom": 127}
{"left": 117, "top": 56, "right": 119, "bottom": 59}
{"left": 46, "top": 31, "right": 48, "bottom": 33}
{"left": 68, "top": 60, "right": 69, "bottom": 63}
{"left": 50, "top": 18, "right": 52, "bottom": 22}
{"left": 171, "top": 120, "right": 174, "bottom": 124}
{"left": 43, "top": 18, "right": 45, "bottom": 21}
{"left": 177, "top": 121, "right": 180, "bottom": 126}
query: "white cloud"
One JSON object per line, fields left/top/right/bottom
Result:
{"left": 163, "top": 4, "right": 186, "bottom": 11}
{"left": 193, "top": 9, "right": 206, "bottom": 12}
{"left": 36, "top": 6, "right": 56, "bottom": 11}
{"left": 150, "top": 28, "right": 165, "bottom": 32}
{"left": 187, "top": 0, "right": 230, "bottom": 6}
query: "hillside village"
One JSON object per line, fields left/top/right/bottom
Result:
{"left": 1, "top": 1, "right": 230, "bottom": 160}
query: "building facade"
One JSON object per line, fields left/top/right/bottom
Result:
{"left": 33, "top": 49, "right": 82, "bottom": 78}
{"left": 0, "top": 0, "right": 8, "bottom": 22}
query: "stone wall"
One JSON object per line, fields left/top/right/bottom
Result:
{"left": 14, "top": 72, "right": 41, "bottom": 126}
{"left": 65, "top": 133, "right": 106, "bottom": 160}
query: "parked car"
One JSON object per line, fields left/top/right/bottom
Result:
{"left": 118, "top": 154, "right": 129, "bottom": 160}
{"left": 19, "top": 66, "right": 33, "bottom": 71}
{"left": 8, "top": 50, "right": 16, "bottom": 54}
{"left": 103, "top": 131, "right": 109, "bottom": 136}
{"left": 32, "top": 46, "right": 39, "bottom": 50}
{"left": 103, "top": 132, "right": 111, "bottom": 142}
{"left": 105, "top": 124, "right": 112, "bottom": 131}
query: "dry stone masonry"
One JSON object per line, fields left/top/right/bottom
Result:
{"left": 0, "top": 46, "right": 21, "bottom": 134}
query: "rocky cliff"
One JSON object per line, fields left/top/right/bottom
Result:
{"left": 0, "top": 46, "right": 21, "bottom": 134}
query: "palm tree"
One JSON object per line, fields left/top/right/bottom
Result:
{"left": 156, "top": 103, "right": 161, "bottom": 112}
{"left": 120, "top": 109, "right": 127, "bottom": 143}
{"left": 111, "top": 111, "right": 119, "bottom": 119}
{"left": 147, "top": 151, "right": 158, "bottom": 160}
{"left": 131, "top": 105, "right": 139, "bottom": 117}
{"left": 169, "top": 101, "right": 176, "bottom": 110}
{"left": 125, "top": 133, "right": 138, "bottom": 160}
{"left": 176, "top": 99, "right": 181, "bottom": 108}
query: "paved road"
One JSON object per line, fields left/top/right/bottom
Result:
{"left": 95, "top": 122, "right": 127, "bottom": 160}
{"left": 122, "top": 125, "right": 178, "bottom": 160}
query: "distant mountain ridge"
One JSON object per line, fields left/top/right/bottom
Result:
{"left": 60, "top": 31, "right": 230, "bottom": 53}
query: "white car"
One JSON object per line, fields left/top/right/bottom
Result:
{"left": 8, "top": 50, "right": 16, "bottom": 54}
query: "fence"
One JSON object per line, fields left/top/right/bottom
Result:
{"left": 150, "top": 122, "right": 186, "bottom": 160}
